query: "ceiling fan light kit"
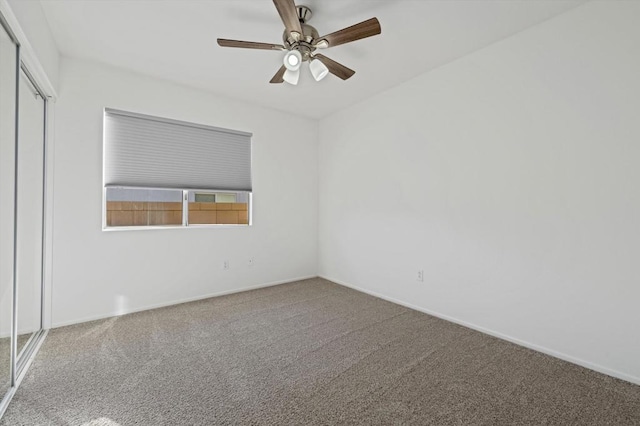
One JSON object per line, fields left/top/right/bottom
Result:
{"left": 283, "top": 68, "right": 300, "bottom": 85}
{"left": 310, "top": 59, "right": 329, "bottom": 82}
{"left": 284, "top": 50, "right": 302, "bottom": 71}
{"left": 217, "top": 0, "right": 381, "bottom": 86}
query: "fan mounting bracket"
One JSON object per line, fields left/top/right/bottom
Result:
{"left": 297, "top": 5, "right": 313, "bottom": 24}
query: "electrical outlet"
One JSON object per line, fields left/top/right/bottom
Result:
{"left": 417, "top": 270, "right": 424, "bottom": 282}
{"left": 248, "top": 258, "right": 254, "bottom": 267}
{"left": 223, "top": 260, "right": 229, "bottom": 270}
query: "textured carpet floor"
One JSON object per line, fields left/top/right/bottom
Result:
{"left": 1, "top": 278, "right": 639, "bottom": 425}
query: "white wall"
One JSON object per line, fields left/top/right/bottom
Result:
{"left": 319, "top": 1, "right": 640, "bottom": 384}
{"left": 5, "top": 0, "right": 59, "bottom": 92}
{"left": 51, "top": 57, "right": 318, "bottom": 326}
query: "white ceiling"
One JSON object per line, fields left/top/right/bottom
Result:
{"left": 40, "top": 0, "right": 585, "bottom": 119}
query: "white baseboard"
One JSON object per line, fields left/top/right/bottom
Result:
{"left": 51, "top": 275, "right": 317, "bottom": 329}
{"left": 320, "top": 275, "right": 640, "bottom": 386}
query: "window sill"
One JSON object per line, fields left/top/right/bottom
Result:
{"left": 102, "top": 224, "right": 251, "bottom": 232}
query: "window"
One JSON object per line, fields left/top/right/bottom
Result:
{"left": 188, "top": 191, "right": 249, "bottom": 225}
{"left": 103, "top": 109, "right": 252, "bottom": 229}
{"left": 105, "top": 188, "right": 183, "bottom": 227}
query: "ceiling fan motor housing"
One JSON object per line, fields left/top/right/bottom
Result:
{"left": 283, "top": 24, "right": 319, "bottom": 61}
{"left": 282, "top": 6, "right": 319, "bottom": 62}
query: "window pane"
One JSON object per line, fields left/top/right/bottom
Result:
{"left": 105, "top": 188, "right": 183, "bottom": 227}
{"left": 188, "top": 191, "right": 249, "bottom": 225}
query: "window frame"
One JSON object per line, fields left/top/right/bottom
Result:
{"left": 102, "top": 186, "right": 252, "bottom": 231}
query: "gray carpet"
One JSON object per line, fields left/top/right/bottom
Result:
{"left": 1, "top": 278, "right": 639, "bottom": 425}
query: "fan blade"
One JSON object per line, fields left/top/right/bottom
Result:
{"left": 314, "top": 54, "right": 355, "bottom": 80}
{"left": 316, "top": 18, "right": 381, "bottom": 48}
{"left": 270, "top": 65, "right": 287, "bottom": 84}
{"left": 217, "top": 39, "right": 285, "bottom": 51}
{"left": 273, "top": 0, "right": 303, "bottom": 37}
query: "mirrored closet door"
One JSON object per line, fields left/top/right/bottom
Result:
{"left": 15, "top": 68, "right": 45, "bottom": 362}
{"left": 0, "top": 12, "right": 49, "bottom": 416}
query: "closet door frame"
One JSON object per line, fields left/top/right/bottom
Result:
{"left": 0, "top": 12, "right": 20, "bottom": 418}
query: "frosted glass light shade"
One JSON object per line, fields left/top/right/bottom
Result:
{"left": 310, "top": 59, "right": 329, "bottom": 81}
{"left": 283, "top": 68, "right": 300, "bottom": 85}
{"left": 283, "top": 50, "right": 302, "bottom": 71}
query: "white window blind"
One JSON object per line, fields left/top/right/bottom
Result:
{"left": 103, "top": 108, "right": 252, "bottom": 191}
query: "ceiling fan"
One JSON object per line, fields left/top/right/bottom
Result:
{"left": 217, "top": 0, "right": 382, "bottom": 85}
